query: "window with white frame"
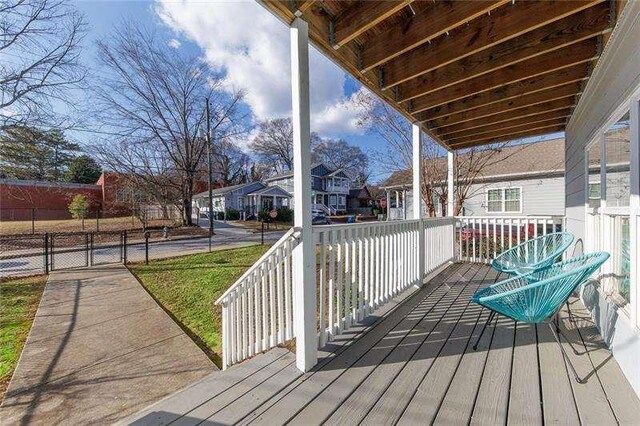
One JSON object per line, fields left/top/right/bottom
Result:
{"left": 588, "top": 182, "right": 601, "bottom": 209}
{"left": 604, "top": 111, "right": 631, "bottom": 207}
{"left": 486, "top": 188, "right": 521, "bottom": 213}
{"left": 587, "top": 139, "right": 602, "bottom": 209}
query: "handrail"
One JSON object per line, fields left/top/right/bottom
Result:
{"left": 215, "top": 227, "right": 299, "bottom": 304}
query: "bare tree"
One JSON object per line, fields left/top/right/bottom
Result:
{"left": 357, "top": 92, "right": 520, "bottom": 216}
{"left": 312, "top": 138, "right": 370, "bottom": 186}
{"left": 250, "top": 118, "right": 320, "bottom": 174}
{"left": 0, "top": 0, "right": 86, "bottom": 130}
{"left": 213, "top": 139, "right": 250, "bottom": 186}
{"left": 93, "top": 22, "right": 245, "bottom": 225}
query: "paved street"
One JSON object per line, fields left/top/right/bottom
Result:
{"left": 0, "top": 221, "right": 286, "bottom": 278}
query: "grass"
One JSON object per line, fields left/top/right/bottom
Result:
{"left": 128, "top": 244, "right": 270, "bottom": 366}
{"left": 0, "top": 275, "right": 47, "bottom": 399}
{"left": 0, "top": 215, "right": 180, "bottom": 235}
{"left": 229, "top": 220, "right": 292, "bottom": 232}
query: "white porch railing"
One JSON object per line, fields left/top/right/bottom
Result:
{"left": 456, "top": 216, "right": 566, "bottom": 264}
{"left": 216, "top": 215, "right": 577, "bottom": 370}
{"left": 587, "top": 211, "right": 631, "bottom": 304}
{"left": 215, "top": 227, "right": 300, "bottom": 369}
{"left": 215, "top": 218, "right": 455, "bottom": 369}
{"left": 313, "top": 218, "right": 455, "bottom": 347}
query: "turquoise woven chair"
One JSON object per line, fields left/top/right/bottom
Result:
{"left": 492, "top": 232, "right": 574, "bottom": 276}
{"left": 471, "top": 252, "right": 609, "bottom": 383}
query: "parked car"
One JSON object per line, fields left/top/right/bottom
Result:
{"left": 312, "top": 214, "right": 331, "bottom": 225}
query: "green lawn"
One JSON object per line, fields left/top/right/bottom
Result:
{"left": 1, "top": 275, "right": 47, "bottom": 399}
{"left": 129, "top": 244, "right": 270, "bottom": 366}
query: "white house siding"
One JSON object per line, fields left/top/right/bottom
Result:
{"left": 398, "top": 175, "right": 565, "bottom": 219}
{"left": 565, "top": 2, "right": 640, "bottom": 398}
{"left": 461, "top": 176, "right": 565, "bottom": 217}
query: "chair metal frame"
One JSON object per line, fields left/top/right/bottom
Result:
{"left": 472, "top": 252, "right": 610, "bottom": 383}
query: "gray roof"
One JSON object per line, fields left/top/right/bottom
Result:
{"left": 193, "top": 182, "right": 264, "bottom": 198}
{"left": 248, "top": 185, "right": 292, "bottom": 197}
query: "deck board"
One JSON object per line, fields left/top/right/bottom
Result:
{"left": 323, "top": 264, "right": 490, "bottom": 425}
{"left": 507, "top": 322, "right": 543, "bottom": 425}
{"left": 363, "top": 266, "right": 497, "bottom": 425}
{"left": 123, "top": 263, "right": 640, "bottom": 426}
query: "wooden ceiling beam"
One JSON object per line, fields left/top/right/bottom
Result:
{"left": 449, "top": 126, "right": 566, "bottom": 149}
{"left": 359, "top": 1, "right": 506, "bottom": 72}
{"left": 414, "top": 63, "right": 589, "bottom": 122}
{"left": 427, "top": 82, "right": 582, "bottom": 128}
{"left": 395, "top": 3, "right": 612, "bottom": 103}
{"left": 447, "top": 118, "right": 569, "bottom": 146}
{"left": 444, "top": 110, "right": 573, "bottom": 142}
{"left": 410, "top": 39, "right": 598, "bottom": 114}
{"left": 331, "top": 0, "right": 414, "bottom": 48}
{"left": 435, "top": 98, "right": 575, "bottom": 136}
{"left": 292, "top": 0, "right": 315, "bottom": 16}
{"left": 382, "top": 0, "right": 603, "bottom": 90}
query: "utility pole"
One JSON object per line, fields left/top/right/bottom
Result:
{"left": 206, "top": 98, "right": 215, "bottom": 236}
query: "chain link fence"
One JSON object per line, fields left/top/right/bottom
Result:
{"left": 0, "top": 227, "right": 215, "bottom": 278}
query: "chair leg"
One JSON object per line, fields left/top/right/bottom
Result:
{"left": 473, "top": 311, "right": 496, "bottom": 350}
{"left": 566, "top": 300, "right": 574, "bottom": 323}
{"left": 548, "top": 323, "right": 585, "bottom": 384}
{"left": 555, "top": 313, "right": 582, "bottom": 356}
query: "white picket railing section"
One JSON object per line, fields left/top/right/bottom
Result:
{"left": 312, "top": 218, "right": 455, "bottom": 346}
{"left": 215, "top": 227, "right": 300, "bottom": 370}
{"left": 587, "top": 211, "right": 632, "bottom": 303}
{"left": 456, "top": 216, "right": 566, "bottom": 264}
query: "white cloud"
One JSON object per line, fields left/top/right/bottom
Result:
{"left": 168, "top": 38, "right": 181, "bottom": 49}
{"left": 155, "top": 0, "right": 365, "bottom": 137}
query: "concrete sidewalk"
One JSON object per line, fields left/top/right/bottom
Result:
{"left": 0, "top": 265, "right": 216, "bottom": 425}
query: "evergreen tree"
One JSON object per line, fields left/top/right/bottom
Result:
{"left": 65, "top": 155, "right": 102, "bottom": 184}
{"left": 0, "top": 126, "right": 80, "bottom": 181}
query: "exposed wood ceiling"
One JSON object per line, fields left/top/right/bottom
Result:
{"left": 259, "top": 0, "right": 624, "bottom": 150}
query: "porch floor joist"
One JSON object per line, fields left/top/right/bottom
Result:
{"left": 124, "top": 264, "right": 640, "bottom": 425}
{"left": 259, "top": 0, "right": 624, "bottom": 149}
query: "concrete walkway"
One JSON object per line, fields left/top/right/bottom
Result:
{"left": 0, "top": 264, "right": 215, "bottom": 425}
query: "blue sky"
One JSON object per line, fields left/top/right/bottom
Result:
{"left": 69, "top": 1, "right": 564, "bottom": 183}
{"left": 69, "top": 0, "right": 391, "bottom": 178}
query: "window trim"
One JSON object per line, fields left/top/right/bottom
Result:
{"left": 485, "top": 187, "right": 522, "bottom": 214}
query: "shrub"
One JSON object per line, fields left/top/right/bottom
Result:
{"left": 226, "top": 208, "right": 240, "bottom": 220}
{"left": 276, "top": 206, "right": 293, "bottom": 222}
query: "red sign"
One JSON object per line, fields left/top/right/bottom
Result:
{"left": 269, "top": 209, "right": 278, "bottom": 219}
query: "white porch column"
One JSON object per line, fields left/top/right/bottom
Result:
{"left": 412, "top": 123, "right": 425, "bottom": 283}
{"left": 290, "top": 17, "right": 316, "bottom": 372}
{"left": 447, "top": 151, "right": 455, "bottom": 217}
{"left": 630, "top": 97, "right": 639, "bottom": 327}
{"left": 412, "top": 123, "right": 423, "bottom": 219}
{"left": 403, "top": 188, "right": 407, "bottom": 220}
{"left": 386, "top": 190, "right": 391, "bottom": 221}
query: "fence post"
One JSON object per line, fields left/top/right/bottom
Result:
{"left": 44, "top": 233, "right": 49, "bottom": 274}
{"left": 50, "top": 233, "right": 54, "bottom": 271}
{"left": 145, "top": 232, "right": 149, "bottom": 265}
{"left": 90, "top": 233, "right": 94, "bottom": 266}
{"left": 123, "top": 230, "right": 128, "bottom": 264}
{"left": 85, "top": 233, "right": 89, "bottom": 267}
{"left": 261, "top": 220, "right": 265, "bottom": 245}
{"left": 31, "top": 208, "right": 35, "bottom": 234}
{"left": 96, "top": 209, "right": 100, "bottom": 233}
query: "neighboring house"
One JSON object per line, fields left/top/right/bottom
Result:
{"left": 382, "top": 137, "right": 569, "bottom": 219}
{"left": 347, "top": 186, "right": 374, "bottom": 214}
{"left": 192, "top": 182, "right": 292, "bottom": 217}
{"left": 265, "top": 163, "right": 351, "bottom": 215}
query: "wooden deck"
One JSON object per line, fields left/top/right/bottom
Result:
{"left": 125, "top": 263, "right": 640, "bottom": 425}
